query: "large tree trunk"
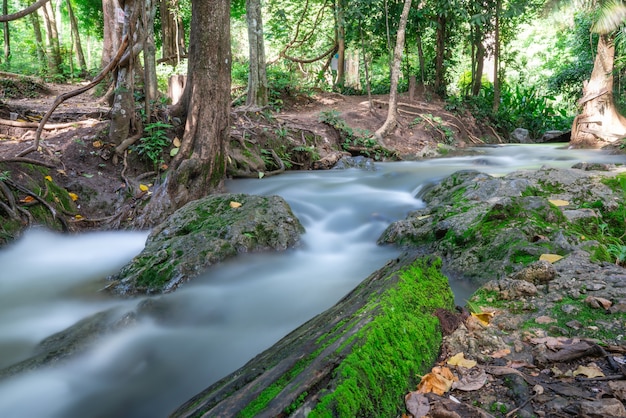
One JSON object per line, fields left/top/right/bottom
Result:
{"left": 170, "top": 255, "right": 454, "bottom": 417}
{"left": 334, "top": 0, "right": 345, "bottom": 88}
{"left": 160, "top": 0, "right": 186, "bottom": 64}
{"left": 101, "top": 0, "right": 124, "bottom": 66}
{"left": 374, "top": 0, "right": 412, "bottom": 143}
{"left": 143, "top": 0, "right": 158, "bottom": 121}
{"left": 138, "top": 0, "right": 230, "bottom": 227}
{"left": 571, "top": 34, "right": 626, "bottom": 146}
{"left": 492, "top": 0, "right": 501, "bottom": 113}
{"left": 2, "top": 0, "right": 10, "bottom": 63}
{"left": 245, "top": 0, "right": 268, "bottom": 107}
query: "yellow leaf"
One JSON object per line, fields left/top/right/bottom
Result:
{"left": 548, "top": 199, "right": 569, "bottom": 207}
{"left": 230, "top": 201, "right": 242, "bottom": 208}
{"left": 540, "top": 254, "right": 563, "bottom": 263}
{"left": 417, "top": 366, "right": 457, "bottom": 395}
{"left": 139, "top": 184, "right": 149, "bottom": 192}
{"left": 75, "top": 214, "right": 84, "bottom": 220}
{"left": 447, "top": 352, "right": 477, "bottom": 369}
{"left": 92, "top": 140, "right": 103, "bottom": 148}
{"left": 173, "top": 137, "right": 182, "bottom": 147}
{"left": 471, "top": 311, "right": 494, "bottom": 326}
{"left": 68, "top": 192, "right": 79, "bottom": 201}
{"left": 57, "top": 169, "right": 67, "bottom": 176}
{"left": 573, "top": 364, "right": 605, "bottom": 378}
{"left": 44, "top": 175, "right": 52, "bottom": 181}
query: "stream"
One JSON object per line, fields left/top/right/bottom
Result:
{"left": 0, "top": 144, "right": 623, "bottom": 417}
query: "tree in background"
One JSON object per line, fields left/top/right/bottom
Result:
{"left": 571, "top": 0, "right": 626, "bottom": 145}
{"left": 245, "top": 0, "right": 268, "bottom": 107}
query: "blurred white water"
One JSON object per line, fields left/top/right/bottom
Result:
{"left": 0, "top": 144, "right": 623, "bottom": 418}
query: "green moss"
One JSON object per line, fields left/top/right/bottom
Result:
{"left": 309, "top": 257, "right": 454, "bottom": 417}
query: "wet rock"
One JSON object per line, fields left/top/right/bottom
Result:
{"left": 511, "top": 128, "right": 531, "bottom": 143}
{"left": 483, "top": 278, "right": 538, "bottom": 300}
{"left": 512, "top": 260, "right": 557, "bottom": 284}
{"left": 107, "top": 193, "right": 305, "bottom": 295}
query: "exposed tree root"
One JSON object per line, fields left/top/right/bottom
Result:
{"left": 0, "top": 118, "right": 100, "bottom": 130}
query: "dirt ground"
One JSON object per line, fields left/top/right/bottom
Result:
{"left": 0, "top": 81, "right": 492, "bottom": 233}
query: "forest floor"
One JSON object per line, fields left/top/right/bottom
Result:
{"left": 2, "top": 80, "right": 625, "bottom": 418}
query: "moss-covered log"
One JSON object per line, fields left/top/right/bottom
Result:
{"left": 170, "top": 254, "right": 454, "bottom": 418}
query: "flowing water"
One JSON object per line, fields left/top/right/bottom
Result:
{"left": 0, "top": 144, "right": 623, "bottom": 417}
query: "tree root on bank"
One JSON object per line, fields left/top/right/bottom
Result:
{"left": 230, "top": 148, "right": 285, "bottom": 178}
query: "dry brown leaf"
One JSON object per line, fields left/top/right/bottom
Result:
{"left": 452, "top": 369, "right": 488, "bottom": 391}
{"left": 404, "top": 391, "right": 430, "bottom": 417}
{"left": 573, "top": 364, "right": 605, "bottom": 378}
{"left": 490, "top": 349, "right": 511, "bottom": 359}
{"left": 92, "top": 140, "right": 103, "bottom": 148}
{"left": 230, "top": 201, "right": 242, "bottom": 208}
{"left": 19, "top": 195, "right": 34, "bottom": 203}
{"left": 173, "top": 137, "right": 182, "bottom": 147}
{"left": 417, "top": 366, "right": 458, "bottom": 395}
{"left": 447, "top": 352, "right": 477, "bottom": 369}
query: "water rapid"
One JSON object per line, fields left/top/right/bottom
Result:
{"left": 0, "top": 144, "right": 623, "bottom": 417}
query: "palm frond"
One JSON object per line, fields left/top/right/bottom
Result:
{"left": 592, "top": 0, "right": 626, "bottom": 34}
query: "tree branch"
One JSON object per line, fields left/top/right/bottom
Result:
{"left": 0, "top": 0, "right": 50, "bottom": 22}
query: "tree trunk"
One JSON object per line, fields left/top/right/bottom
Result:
{"left": 101, "top": 0, "right": 123, "bottom": 66}
{"left": 493, "top": 0, "right": 501, "bottom": 113}
{"left": 334, "top": 0, "right": 345, "bottom": 88}
{"left": 29, "top": 7, "right": 46, "bottom": 71}
{"left": 109, "top": 1, "right": 135, "bottom": 146}
{"left": 138, "top": 0, "right": 230, "bottom": 226}
{"left": 416, "top": 29, "right": 425, "bottom": 85}
{"left": 434, "top": 15, "right": 446, "bottom": 96}
{"left": 571, "top": 34, "right": 626, "bottom": 146}
{"left": 471, "top": 26, "right": 485, "bottom": 97}
{"left": 245, "top": 0, "right": 268, "bottom": 107}
{"left": 3, "top": 0, "right": 10, "bottom": 63}
{"left": 374, "top": 0, "right": 412, "bottom": 143}
{"left": 40, "top": 2, "right": 61, "bottom": 74}
{"left": 143, "top": 0, "right": 158, "bottom": 121}
{"left": 66, "top": 0, "right": 86, "bottom": 70}
{"left": 170, "top": 255, "right": 453, "bottom": 417}
{"left": 160, "top": 0, "right": 186, "bottom": 64}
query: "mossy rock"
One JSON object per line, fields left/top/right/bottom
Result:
{"left": 107, "top": 193, "right": 304, "bottom": 295}
{"left": 171, "top": 255, "right": 454, "bottom": 417}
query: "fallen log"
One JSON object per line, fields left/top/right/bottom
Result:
{"left": 170, "top": 254, "right": 455, "bottom": 417}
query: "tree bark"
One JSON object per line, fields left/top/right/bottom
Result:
{"left": 375, "top": 0, "right": 412, "bottom": 143}
{"left": 138, "top": 0, "right": 231, "bottom": 227}
{"left": 0, "top": 0, "right": 50, "bottom": 22}
{"left": 571, "top": 34, "right": 626, "bottom": 146}
{"left": 143, "top": 0, "right": 158, "bottom": 121}
{"left": 493, "top": 0, "right": 501, "bottom": 112}
{"left": 66, "top": 0, "right": 86, "bottom": 70}
{"left": 40, "top": 1, "right": 61, "bottom": 74}
{"left": 28, "top": 5, "right": 46, "bottom": 71}
{"left": 245, "top": 0, "right": 268, "bottom": 107}
{"left": 101, "top": 0, "right": 123, "bottom": 67}
{"left": 434, "top": 15, "right": 446, "bottom": 96}
{"left": 334, "top": 0, "right": 345, "bottom": 88}
{"left": 3, "top": 0, "right": 10, "bottom": 63}
{"left": 160, "top": 0, "right": 186, "bottom": 64}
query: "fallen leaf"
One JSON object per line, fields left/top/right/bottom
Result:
{"left": 92, "top": 140, "right": 103, "bottom": 148}
{"left": 75, "top": 214, "right": 84, "bottom": 220}
{"left": 68, "top": 192, "right": 79, "bottom": 201}
{"left": 404, "top": 391, "right": 430, "bottom": 417}
{"left": 452, "top": 369, "right": 488, "bottom": 391}
{"left": 19, "top": 196, "right": 34, "bottom": 203}
{"left": 173, "top": 137, "right": 181, "bottom": 147}
{"left": 573, "top": 364, "right": 605, "bottom": 378}
{"left": 82, "top": 173, "right": 94, "bottom": 178}
{"left": 139, "top": 184, "right": 149, "bottom": 192}
{"left": 417, "top": 366, "right": 458, "bottom": 395}
{"left": 44, "top": 175, "right": 52, "bottom": 181}
{"left": 258, "top": 172, "right": 265, "bottom": 179}
{"left": 471, "top": 311, "right": 494, "bottom": 326}
{"left": 170, "top": 147, "right": 179, "bottom": 157}
{"left": 490, "top": 349, "right": 511, "bottom": 359}
{"left": 230, "top": 201, "right": 242, "bottom": 208}
{"left": 540, "top": 253, "right": 563, "bottom": 263}
{"left": 417, "top": 215, "right": 431, "bottom": 220}
{"left": 56, "top": 169, "right": 67, "bottom": 176}
{"left": 548, "top": 199, "right": 569, "bottom": 207}
{"left": 160, "top": 164, "right": 169, "bottom": 170}
{"left": 448, "top": 352, "right": 477, "bottom": 369}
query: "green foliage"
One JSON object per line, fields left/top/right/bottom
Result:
{"left": 133, "top": 121, "right": 174, "bottom": 168}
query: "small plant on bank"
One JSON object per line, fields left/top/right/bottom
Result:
{"left": 133, "top": 121, "right": 174, "bottom": 168}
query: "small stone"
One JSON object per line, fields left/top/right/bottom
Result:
{"left": 512, "top": 260, "right": 557, "bottom": 284}
{"left": 586, "top": 282, "right": 606, "bottom": 291}
{"left": 609, "top": 381, "right": 626, "bottom": 401}
{"left": 535, "top": 316, "right": 557, "bottom": 324}
{"left": 585, "top": 295, "right": 612, "bottom": 309}
{"left": 579, "top": 398, "right": 626, "bottom": 417}
{"left": 561, "top": 304, "right": 580, "bottom": 315}
{"left": 566, "top": 320, "right": 582, "bottom": 330}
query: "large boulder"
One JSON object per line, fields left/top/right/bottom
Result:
{"left": 107, "top": 193, "right": 304, "bottom": 295}
{"left": 379, "top": 166, "right": 623, "bottom": 285}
